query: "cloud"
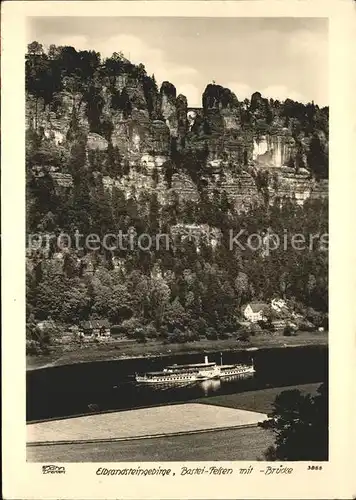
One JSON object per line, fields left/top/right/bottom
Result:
{"left": 44, "top": 33, "right": 197, "bottom": 88}
{"left": 288, "top": 30, "right": 328, "bottom": 61}
{"left": 169, "top": 66, "right": 197, "bottom": 79}
{"left": 34, "top": 19, "right": 328, "bottom": 107}
{"left": 286, "top": 30, "right": 328, "bottom": 105}
{"left": 100, "top": 35, "right": 198, "bottom": 85}
{"left": 50, "top": 35, "right": 89, "bottom": 52}
{"left": 261, "top": 85, "right": 306, "bottom": 103}
{"left": 216, "top": 82, "right": 307, "bottom": 104}
{"left": 177, "top": 83, "right": 201, "bottom": 108}
{"left": 223, "top": 82, "right": 253, "bottom": 101}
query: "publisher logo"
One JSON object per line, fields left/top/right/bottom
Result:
{"left": 42, "top": 465, "right": 66, "bottom": 474}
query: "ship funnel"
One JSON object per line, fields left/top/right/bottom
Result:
{"left": 204, "top": 356, "right": 209, "bottom": 365}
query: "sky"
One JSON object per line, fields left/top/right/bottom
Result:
{"left": 27, "top": 17, "right": 328, "bottom": 107}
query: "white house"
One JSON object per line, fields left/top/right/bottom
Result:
{"left": 243, "top": 302, "right": 269, "bottom": 323}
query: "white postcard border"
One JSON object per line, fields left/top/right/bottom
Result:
{"left": 2, "top": 1, "right": 356, "bottom": 499}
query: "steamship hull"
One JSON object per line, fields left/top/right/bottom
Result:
{"left": 135, "top": 356, "right": 255, "bottom": 385}
{"left": 219, "top": 365, "right": 256, "bottom": 378}
{"left": 135, "top": 373, "right": 214, "bottom": 384}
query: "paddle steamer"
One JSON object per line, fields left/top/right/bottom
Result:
{"left": 135, "top": 355, "right": 255, "bottom": 384}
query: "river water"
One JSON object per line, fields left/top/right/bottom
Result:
{"left": 27, "top": 345, "right": 327, "bottom": 422}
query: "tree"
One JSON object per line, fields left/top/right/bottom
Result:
{"left": 234, "top": 271, "right": 249, "bottom": 308}
{"left": 150, "top": 277, "right": 171, "bottom": 327}
{"left": 130, "top": 274, "right": 151, "bottom": 319}
{"left": 28, "top": 41, "right": 44, "bottom": 56}
{"left": 119, "top": 88, "right": 132, "bottom": 118}
{"left": 307, "top": 132, "right": 328, "bottom": 179}
{"left": 236, "top": 329, "right": 250, "bottom": 342}
{"left": 48, "top": 44, "right": 62, "bottom": 60}
{"left": 104, "top": 53, "right": 124, "bottom": 86}
{"left": 26, "top": 45, "right": 60, "bottom": 109}
{"left": 85, "top": 85, "right": 105, "bottom": 132}
{"left": 143, "top": 74, "right": 159, "bottom": 118}
{"left": 260, "top": 383, "right": 328, "bottom": 461}
{"left": 148, "top": 192, "right": 160, "bottom": 232}
{"left": 163, "top": 297, "right": 187, "bottom": 333}
{"left": 91, "top": 280, "right": 133, "bottom": 324}
{"left": 60, "top": 280, "right": 91, "bottom": 323}
{"left": 33, "top": 273, "right": 71, "bottom": 321}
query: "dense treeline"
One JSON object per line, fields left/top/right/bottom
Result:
{"left": 27, "top": 154, "right": 328, "bottom": 339}
{"left": 26, "top": 41, "right": 328, "bottom": 343}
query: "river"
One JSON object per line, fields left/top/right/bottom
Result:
{"left": 27, "top": 345, "right": 328, "bottom": 422}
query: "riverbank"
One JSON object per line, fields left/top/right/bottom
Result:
{"left": 27, "top": 403, "right": 267, "bottom": 445}
{"left": 27, "top": 426, "right": 274, "bottom": 462}
{"left": 26, "top": 331, "right": 328, "bottom": 370}
{"left": 27, "top": 382, "right": 320, "bottom": 462}
{"left": 193, "top": 382, "right": 322, "bottom": 413}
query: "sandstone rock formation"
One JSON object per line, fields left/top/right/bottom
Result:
{"left": 26, "top": 52, "right": 328, "bottom": 210}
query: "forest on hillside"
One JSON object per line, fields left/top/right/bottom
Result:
{"left": 25, "top": 42, "right": 328, "bottom": 347}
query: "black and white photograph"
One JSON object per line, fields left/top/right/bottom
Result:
{"left": 2, "top": 1, "right": 355, "bottom": 499}
{"left": 24, "top": 15, "right": 329, "bottom": 463}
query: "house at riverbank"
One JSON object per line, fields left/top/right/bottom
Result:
{"left": 79, "top": 319, "right": 111, "bottom": 340}
{"left": 242, "top": 302, "right": 269, "bottom": 323}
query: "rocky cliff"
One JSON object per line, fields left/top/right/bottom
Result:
{"left": 26, "top": 44, "right": 328, "bottom": 213}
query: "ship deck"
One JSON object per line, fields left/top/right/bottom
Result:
{"left": 166, "top": 362, "right": 217, "bottom": 369}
